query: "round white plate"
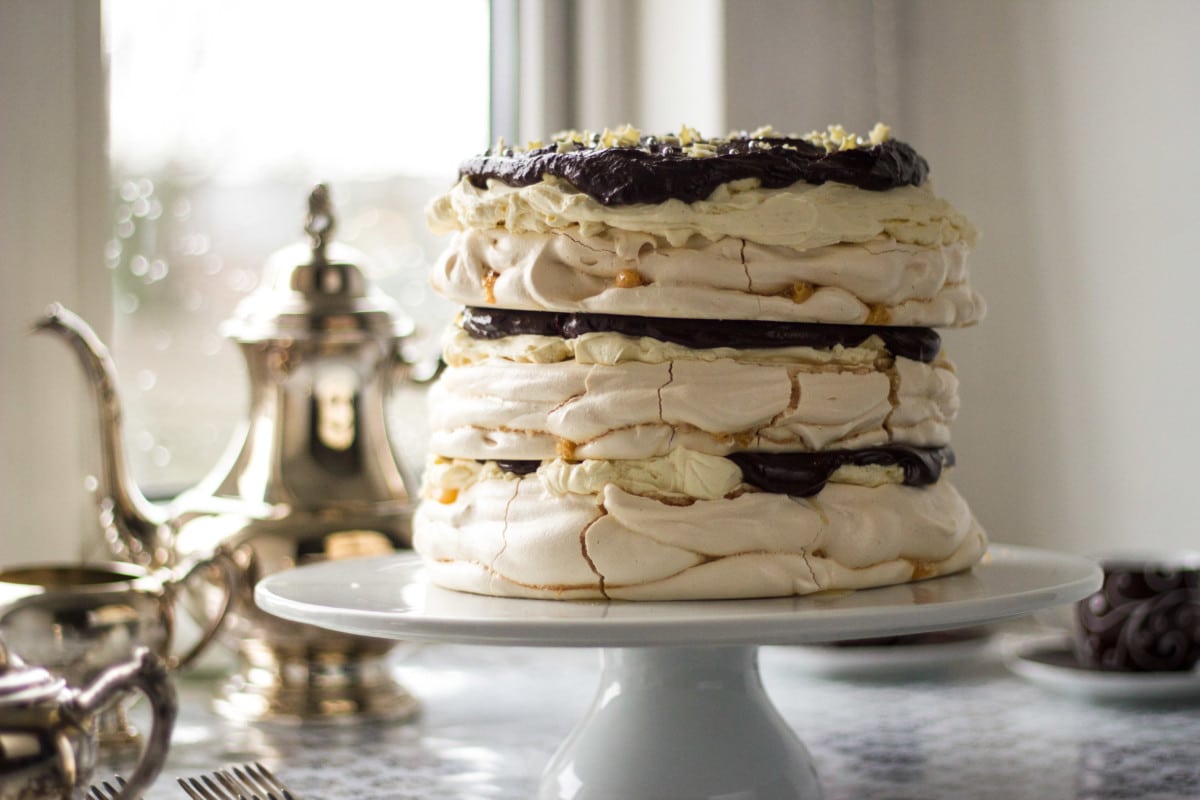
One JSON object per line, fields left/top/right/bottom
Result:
{"left": 1006, "top": 641, "right": 1200, "bottom": 702}
{"left": 256, "top": 545, "right": 1100, "bottom": 648}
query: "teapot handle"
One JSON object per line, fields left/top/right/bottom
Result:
{"left": 164, "top": 546, "right": 240, "bottom": 670}
{"left": 398, "top": 352, "right": 445, "bottom": 386}
{"left": 63, "top": 648, "right": 177, "bottom": 800}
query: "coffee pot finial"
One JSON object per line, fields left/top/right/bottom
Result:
{"left": 305, "top": 183, "right": 336, "bottom": 265}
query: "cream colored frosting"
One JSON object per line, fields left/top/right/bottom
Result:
{"left": 432, "top": 228, "right": 984, "bottom": 326}
{"left": 444, "top": 327, "right": 889, "bottom": 368}
{"left": 412, "top": 475, "right": 987, "bottom": 600}
{"left": 426, "top": 355, "right": 958, "bottom": 461}
{"left": 427, "top": 176, "right": 978, "bottom": 252}
{"left": 424, "top": 449, "right": 744, "bottom": 502}
{"left": 422, "top": 448, "right": 917, "bottom": 504}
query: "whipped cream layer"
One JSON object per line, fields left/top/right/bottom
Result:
{"left": 412, "top": 474, "right": 987, "bottom": 600}
{"left": 428, "top": 354, "right": 958, "bottom": 461}
{"left": 444, "top": 328, "right": 894, "bottom": 368}
{"left": 422, "top": 446, "right": 951, "bottom": 505}
{"left": 432, "top": 229, "right": 984, "bottom": 326}
{"left": 428, "top": 176, "right": 977, "bottom": 253}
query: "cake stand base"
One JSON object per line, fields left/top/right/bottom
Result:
{"left": 542, "top": 646, "right": 820, "bottom": 800}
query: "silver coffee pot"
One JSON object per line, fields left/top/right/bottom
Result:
{"left": 34, "top": 186, "right": 422, "bottom": 723}
{"left": 0, "top": 639, "right": 176, "bottom": 800}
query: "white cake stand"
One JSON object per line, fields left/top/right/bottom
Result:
{"left": 256, "top": 545, "right": 1100, "bottom": 800}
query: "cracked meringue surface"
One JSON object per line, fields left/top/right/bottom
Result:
{"left": 427, "top": 349, "right": 958, "bottom": 461}
{"left": 413, "top": 473, "right": 986, "bottom": 600}
{"left": 431, "top": 229, "right": 984, "bottom": 327}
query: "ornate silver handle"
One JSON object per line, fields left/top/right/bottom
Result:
{"left": 164, "top": 546, "right": 240, "bottom": 670}
{"left": 64, "top": 648, "right": 177, "bottom": 800}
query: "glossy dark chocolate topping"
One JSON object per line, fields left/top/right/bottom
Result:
{"left": 489, "top": 445, "right": 953, "bottom": 498}
{"left": 461, "top": 137, "right": 929, "bottom": 206}
{"left": 462, "top": 307, "right": 942, "bottom": 363}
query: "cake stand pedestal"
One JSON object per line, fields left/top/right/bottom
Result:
{"left": 541, "top": 645, "right": 820, "bottom": 798}
{"left": 255, "top": 545, "right": 1100, "bottom": 800}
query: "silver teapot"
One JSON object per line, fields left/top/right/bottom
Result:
{"left": 33, "top": 186, "right": 422, "bottom": 723}
{"left": 0, "top": 639, "right": 176, "bottom": 799}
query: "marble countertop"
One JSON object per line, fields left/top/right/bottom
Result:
{"left": 101, "top": 635, "right": 1200, "bottom": 800}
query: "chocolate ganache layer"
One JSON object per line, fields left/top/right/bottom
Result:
{"left": 462, "top": 307, "right": 942, "bottom": 363}
{"left": 727, "top": 446, "right": 955, "bottom": 497}
{"left": 492, "top": 445, "right": 954, "bottom": 498}
{"left": 461, "top": 137, "right": 929, "bottom": 206}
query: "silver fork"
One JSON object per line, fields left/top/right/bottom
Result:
{"left": 85, "top": 777, "right": 130, "bottom": 800}
{"left": 178, "top": 762, "right": 299, "bottom": 800}
{"left": 223, "top": 762, "right": 298, "bottom": 800}
{"left": 177, "top": 771, "right": 234, "bottom": 799}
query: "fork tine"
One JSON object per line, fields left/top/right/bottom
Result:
{"left": 177, "top": 777, "right": 208, "bottom": 800}
{"left": 87, "top": 776, "right": 131, "bottom": 800}
{"left": 216, "top": 769, "right": 254, "bottom": 800}
{"left": 229, "top": 762, "right": 294, "bottom": 800}
{"left": 208, "top": 773, "right": 244, "bottom": 799}
{"left": 179, "top": 763, "right": 300, "bottom": 800}
{"left": 220, "top": 762, "right": 299, "bottom": 800}
{"left": 224, "top": 764, "right": 274, "bottom": 799}
{"left": 178, "top": 774, "right": 237, "bottom": 800}
{"left": 251, "top": 762, "right": 297, "bottom": 800}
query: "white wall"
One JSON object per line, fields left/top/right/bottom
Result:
{"left": 724, "top": 0, "right": 1200, "bottom": 555}
{"left": 0, "top": 2, "right": 110, "bottom": 566}
{"left": 564, "top": 0, "right": 725, "bottom": 138}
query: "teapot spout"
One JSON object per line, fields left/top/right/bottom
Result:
{"left": 33, "top": 304, "right": 171, "bottom": 565}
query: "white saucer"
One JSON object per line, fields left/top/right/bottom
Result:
{"left": 784, "top": 631, "right": 995, "bottom": 679}
{"left": 256, "top": 545, "right": 1100, "bottom": 648}
{"left": 1006, "top": 641, "right": 1200, "bottom": 702}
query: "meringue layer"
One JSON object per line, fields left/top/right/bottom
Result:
{"left": 413, "top": 474, "right": 987, "bottom": 600}
{"left": 428, "top": 354, "right": 959, "bottom": 461}
{"left": 432, "top": 229, "right": 984, "bottom": 327}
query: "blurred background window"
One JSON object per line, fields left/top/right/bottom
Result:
{"left": 103, "top": 0, "right": 491, "bottom": 494}
{"left": 6, "top": 1, "right": 1196, "bottom": 565}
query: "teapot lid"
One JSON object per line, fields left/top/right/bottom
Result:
{"left": 223, "top": 184, "right": 415, "bottom": 343}
{"left": 0, "top": 636, "right": 67, "bottom": 707}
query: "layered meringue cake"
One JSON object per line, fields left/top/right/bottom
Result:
{"left": 414, "top": 124, "right": 987, "bottom": 601}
